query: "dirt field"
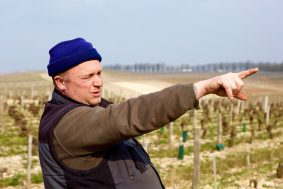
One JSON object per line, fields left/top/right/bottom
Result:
{"left": 1, "top": 70, "right": 282, "bottom": 99}
{"left": 103, "top": 70, "right": 283, "bottom": 101}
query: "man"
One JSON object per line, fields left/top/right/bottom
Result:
{"left": 38, "top": 37, "right": 258, "bottom": 189}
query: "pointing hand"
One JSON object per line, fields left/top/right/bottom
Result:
{"left": 194, "top": 68, "right": 258, "bottom": 100}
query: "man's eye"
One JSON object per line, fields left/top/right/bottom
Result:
{"left": 83, "top": 75, "right": 92, "bottom": 79}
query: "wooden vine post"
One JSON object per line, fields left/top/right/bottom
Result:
{"left": 229, "top": 102, "right": 233, "bottom": 129}
{"left": 266, "top": 105, "right": 273, "bottom": 139}
{"left": 236, "top": 100, "right": 241, "bottom": 115}
{"left": 263, "top": 95, "right": 269, "bottom": 114}
{"left": 142, "top": 134, "right": 149, "bottom": 152}
{"left": 212, "top": 155, "right": 217, "bottom": 189}
{"left": 26, "top": 135, "right": 33, "bottom": 189}
{"left": 30, "top": 86, "right": 35, "bottom": 99}
{"left": 20, "top": 96, "right": 24, "bottom": 112}
{"left": 192, "top": 109, "right": 200, "bottom": 189}
{"left": 265, "top": 104, "right": 274, "bottom": 171}
{"left": 247, "top": 152, "right": 250, "bottom": 168}
{"left": 249, "top": 113, "right": 255, "bottom": 144}
{"left": 266, "top": 105, "right": 270, "bottom": 126}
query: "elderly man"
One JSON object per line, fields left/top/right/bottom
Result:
{"left": 38, "top": 38, "right": 258, "bottom": 189}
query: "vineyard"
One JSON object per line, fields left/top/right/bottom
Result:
{"left": 0, "top": 71, "right": 283, "bottom": 189}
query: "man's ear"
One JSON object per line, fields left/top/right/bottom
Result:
{"left": 53, "top": 76, "right": 66, "bottom": 92}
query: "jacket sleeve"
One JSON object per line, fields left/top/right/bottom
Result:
{"left": 53, "top": 83, "right": 199, "bottom": 156}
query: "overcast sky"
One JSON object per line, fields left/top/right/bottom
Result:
{"left": 0, "top": 0, "right": 282, "bottom": 73}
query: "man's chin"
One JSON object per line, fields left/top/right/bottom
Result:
{"left": 89, "top": 97, "right": 102, "bottom": 106}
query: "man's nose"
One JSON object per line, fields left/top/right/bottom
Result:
{"left": 92, "top": 76, "right": 103, "bottom": 86}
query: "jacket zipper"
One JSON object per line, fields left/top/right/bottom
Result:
{"left": 149, "top": 163, "right": 165, "bottom": 189}
{"left": 133, "top": 138, "right": 165, "bottom": 188}
{"left": 121, "top": 152, "right": 134, "bottom": 180}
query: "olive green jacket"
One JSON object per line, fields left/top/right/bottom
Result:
{"left": 53, "top": 83, "right": 198, "bottom": 170}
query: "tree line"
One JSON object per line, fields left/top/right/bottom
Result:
{"left": 104, "top": 62, "right": 283, "bottom": 73}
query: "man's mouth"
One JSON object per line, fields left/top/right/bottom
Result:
{"left": 91, "top": 91, "right": 101, "bottom": 97}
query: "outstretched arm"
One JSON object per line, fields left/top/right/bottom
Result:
{"left": 193, "top": 68, "right": 258, "bottom": 101}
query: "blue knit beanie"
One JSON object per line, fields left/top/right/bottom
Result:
{"left": 47, "top": 38, "right": 102, "bottom": 76}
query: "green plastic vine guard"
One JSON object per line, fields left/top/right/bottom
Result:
{"left": 216, "top": 143, "right": 224, "bottom": 151}
{"left": 159, "top": 127, "right": 164, "bottom": 134}
{"left": 182, "top": 130, "right": 188, "bottom": 142}
{"left": 178, "top": 144, "right": 184, "bottom": 160}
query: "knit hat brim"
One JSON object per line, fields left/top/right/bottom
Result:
{"left": 47, "top": 48, "right": 102, "bottom": 76}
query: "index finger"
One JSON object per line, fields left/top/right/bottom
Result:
{"left": 238, "top": 68, "right": 259, "bottom": 79}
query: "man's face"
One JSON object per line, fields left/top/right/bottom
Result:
{"left": 60, "top": 60, "right": 103, "bottom": 106}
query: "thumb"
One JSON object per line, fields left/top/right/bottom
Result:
{"left": 235, "top": 90, "right": 247, "bottom": 101}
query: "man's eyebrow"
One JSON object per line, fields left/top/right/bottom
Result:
{"left": 78, "top": 71, "right": 101, "bottom": 78}
{"left": 78, "top": 73, "right": 92, "bottom": 78}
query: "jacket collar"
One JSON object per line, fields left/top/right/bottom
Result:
{"left": 51, "top": 89, "right": 85, "bottom": 105}
{"left": 50, "top": 88, "right": 112, "bottom": 108}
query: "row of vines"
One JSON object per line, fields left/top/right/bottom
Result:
{"left": 0, "top": 90, "right": 283, "bottom": 188}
